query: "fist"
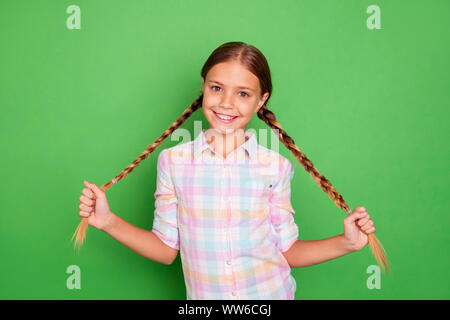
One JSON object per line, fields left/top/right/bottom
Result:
{"left": 78, "top": 180, "right": 113, "bottom": 231}
{"left": 343, "top": 206, "right": 376, "bottom": 252}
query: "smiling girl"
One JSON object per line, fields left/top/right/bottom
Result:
{"left": 74, "top": 41, "right": 388, "bottom": 300}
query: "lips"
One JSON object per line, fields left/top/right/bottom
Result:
{"left": 213, "top": 111, "right": 238, "bottom": 123}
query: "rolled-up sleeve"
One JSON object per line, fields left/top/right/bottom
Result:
{"left": 151, "top": 149, "right": 179, "bottom": 250}
{"left": 268, "top": 158, "right": 299, "bottom": 253}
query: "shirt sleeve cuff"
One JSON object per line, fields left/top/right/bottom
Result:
{"left": 152, "top": 228, "right": 179, "bottom": 250}
{"left": 279, "top": 237, "right": 298, "bottom": 253}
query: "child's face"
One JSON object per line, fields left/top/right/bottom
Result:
{"left": 201, "top": 61, "right": 269, "bottom": 135}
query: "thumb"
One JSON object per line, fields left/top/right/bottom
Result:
{"left": 84, "top": 180, "right": 104, "bottom": 197}
{"left": 345, "top": 210, "right": 367, "bottom": 224}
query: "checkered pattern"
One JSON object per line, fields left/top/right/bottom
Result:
{"left": 151, "top": 129, "right": 299, "bottom": 300}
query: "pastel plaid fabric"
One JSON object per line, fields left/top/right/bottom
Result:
{"left": 151, "top": 129, "right": 299, "bottom": 300}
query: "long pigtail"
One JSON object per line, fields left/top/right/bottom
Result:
{"left": 257, "top": 104, "right": 390, "bottom": 274}
{"left": 71, "top": 93, "right": 204, "bottom": 251}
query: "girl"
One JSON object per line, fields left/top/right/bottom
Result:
{"left": 74, "top": 41, "right": 388, "bottom": 300}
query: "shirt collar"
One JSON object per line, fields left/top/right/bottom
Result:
{"left": 193, "top": 129, "right": 257, "bottom": 160}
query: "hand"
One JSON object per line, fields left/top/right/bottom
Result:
{"left": 343, "top": 206, "right": 376, "bottom": 252}
{"left": 78, "top": 180, "right": 113, "bottom": 231}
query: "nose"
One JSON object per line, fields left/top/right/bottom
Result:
{"left": 219, "top": 91, "right": 234, "bottom": 109}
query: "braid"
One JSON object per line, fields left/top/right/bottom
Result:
{"left": 257, "top": 104, "right": 390, "bottom": 274}
{"left": 257, "top": 105, "right": 348, "bottom": 211}
{"left": 72, "top": 93, "right": 203, "bottom": 250}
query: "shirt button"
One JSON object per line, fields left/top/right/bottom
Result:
{"left": 226, "top": 260, "right": 232, "bottom": 266}
{"left": 231, "top": 291, "right": 237, "bottom": 297}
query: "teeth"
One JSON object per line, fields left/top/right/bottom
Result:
{"left": 216, "top": 112, "right": 236, "bottom": 120}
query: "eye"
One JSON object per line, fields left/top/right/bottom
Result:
{"left": 211, "top": 85, "right": 221, "bottom": 91}
{"left": 239, "top": 92, "right": 249, "bottom": 97}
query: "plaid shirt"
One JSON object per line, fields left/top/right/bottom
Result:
{"left": 152, "top": 129, "right": 299, "bottom": 300}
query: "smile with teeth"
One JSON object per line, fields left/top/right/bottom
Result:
{"left": 213, "top": 111, "right": 238, "bottom": 123}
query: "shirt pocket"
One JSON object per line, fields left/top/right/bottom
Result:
{"left": 241, "top": 177, "right": 276, "bottom": 211}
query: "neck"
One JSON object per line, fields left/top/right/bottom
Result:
{"left": 205, "top": 128, "right": 248, "bottom": 159}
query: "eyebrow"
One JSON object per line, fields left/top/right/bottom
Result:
{"left": 208, "top": 80, "right": 255, "bottom": 92}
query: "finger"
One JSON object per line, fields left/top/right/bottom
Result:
{"left": 363, "top": 226, "right": 376, "bottom": 234}
{"left": 79, "top": 203, "right": 93, "bottom": 213}
{"left": 79, "top": 210, "right": 91, "bottom": 218}
{"left": 84, "top": 181, "right": 104, "bottom": 198}
{"left": 354, "top": 206, "right": 367, "bottom": 213}
{"left": 345, "top": 210, "right": 367, "bottom": 224}
{"left": 79, "top": 195, "right": 94, "bottom": 206}
{"left": 357, "top": 216, "right": 371, "bottom": 227}
{"left": 361, "top": 220, "right": 375, "bottom": 231}
{"left": 82, "top": 187, "right": 95, "bottom": 199}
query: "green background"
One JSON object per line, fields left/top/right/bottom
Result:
{"left": 1, "top": 0, "right": 448, "bottom": 299}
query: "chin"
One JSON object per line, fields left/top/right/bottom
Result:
{"left": 209, "top": 127, "right": 237, "bottom": 135}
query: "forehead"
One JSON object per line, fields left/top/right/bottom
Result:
{"left": 206, "top": 61, "right": 259, "bottom": 91}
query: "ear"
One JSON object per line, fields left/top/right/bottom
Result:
{"left": 255, "top": 92, "right": 270, "bottom": 113}
{"left": 201, "top": 77, "right": 205, "bottom": 92}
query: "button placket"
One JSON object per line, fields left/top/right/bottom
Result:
{"left": 224, "top": 165, "right": 238, "bottom": 296}
{"left": 221, "top": 165, "right": 227, "bottom": 204}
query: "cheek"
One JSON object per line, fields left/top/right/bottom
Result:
{"left": 203, "top": 109, "right": 214, "bottom": 123}
{"left": 202, "top": 99, "right": 214, "bottom": 115}
{"left": 203, "top": 94, "right": 220, "bottom": 107}
{"left": 239, "top": 104, "right": 257, "bottom": 118}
